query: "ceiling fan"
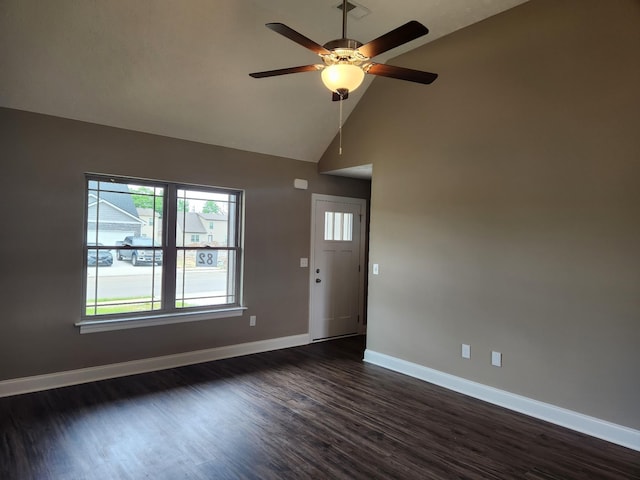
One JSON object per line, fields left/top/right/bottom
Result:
{"left": 249, "top": 0, "right": 438, "bottom": 101}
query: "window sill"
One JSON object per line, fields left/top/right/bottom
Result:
{"left": 75, "top": 307, "right": 248, "bottom": 334}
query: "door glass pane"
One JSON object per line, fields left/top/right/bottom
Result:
{"left": 324, "top": 212, "right": 353, "bottom": 241}
{"left": 325, "top": 212, "right": 334, "bottom": 240}
{"left": 343, "top": 213, "right": 353, "bottom": 241}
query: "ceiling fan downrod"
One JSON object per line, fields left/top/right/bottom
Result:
{"left": 341, "top": 0, "right": 348, "bottom": 39}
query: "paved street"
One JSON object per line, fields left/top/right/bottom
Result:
{"left": 87, "top": 258, "right": 227, "bottom": 299}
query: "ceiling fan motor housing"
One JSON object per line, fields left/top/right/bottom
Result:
{"left": 321, "top": 39, "right": 368, "bottom": 67}
{"left": 323, "top": 38, "right": 363, "bottom": 51}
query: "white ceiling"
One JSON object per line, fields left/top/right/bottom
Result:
{"left": 0, "top": 0, "right": 528, "bottom": 163}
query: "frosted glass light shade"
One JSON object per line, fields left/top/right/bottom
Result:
{"left": 321, "top": 64, "right": 365, "bottom": 93}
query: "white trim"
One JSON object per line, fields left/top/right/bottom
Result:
{"left": 363, "top": 349, "right": 640, "bottom": 452}
{"left": 311, "top": 332, "right": 362, "bottom": 343}
{"left": 76, "top": 307, "right": 247, "bottom": 334}
{"left": 0, "top": 334, "right": 310, "bottom": 398}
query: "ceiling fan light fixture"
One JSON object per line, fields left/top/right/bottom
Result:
{"left": 321, "top": 63, "right": 365, "bottom": 93}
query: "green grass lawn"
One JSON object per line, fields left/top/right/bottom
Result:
{"left": 86, "top": 299, "right": 194, "bottom": 316}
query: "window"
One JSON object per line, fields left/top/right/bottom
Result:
{"left": 80, "top": 175, "right": 243, "bottom": 332}
{"left": 324, "top": 211, "right": 353, "bottom": 241}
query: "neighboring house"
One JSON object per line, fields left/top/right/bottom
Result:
{"left": 199, "top": 213, "right": 228, "bottom": 246}
{"left": 87, "top": 181, "right": 145, "bottom": 245}
{"left": 136, "top": 207, "right": 162, "bottom": 241}
{"left": 177, "top": 212, "right": 227, "bottom": 247}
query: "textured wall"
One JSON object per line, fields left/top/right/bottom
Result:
{"left": 320, "top": 0, "right": 640, "bottom": 429}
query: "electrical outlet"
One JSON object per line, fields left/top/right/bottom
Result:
{"left": 250, "top": 315, "right": 256, "bottom": 327}
{"left": 491, "top": 351, "right": 502, "bottom": 367}
{"left": 461, "top": 344, "right": 471, "bottom": 359}
{"left": 373, "top": 264, "right": 379, "bottom": 275}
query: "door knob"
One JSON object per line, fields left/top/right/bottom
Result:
{"left": 315, "top": 278, "right": 321, "bottom": 283}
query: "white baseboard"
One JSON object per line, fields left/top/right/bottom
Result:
{"left": 363, "top": 349, "right": 640, "bottom": 452}
{"left": 0, "top": 334, "right": 310, "bottom": 398}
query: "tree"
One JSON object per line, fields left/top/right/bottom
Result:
{"left": 178, "top": 199, "right": 190, "bottom": 212}
{"left": 202, "top": 200, "right": 222, "bottom": 214}
{"left": 130, "top": 186, "right": 190, "bottom": 214}
{"left": 130, "top": 186, "right": 163, "bottom": 214}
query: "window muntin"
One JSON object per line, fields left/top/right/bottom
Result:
{"left": 83, "top": 176, "right": 242, "bottom": 320}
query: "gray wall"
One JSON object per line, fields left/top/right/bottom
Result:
{"left": 320, "top": 0, "right": 640, "bottom": 429}
{"left": 0, "top": 107, "right": 370, "bottom": 380}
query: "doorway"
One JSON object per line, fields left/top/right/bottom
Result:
{"left": 309, "top": 194, "right": 367, "bottom": 341}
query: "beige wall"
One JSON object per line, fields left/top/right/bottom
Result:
{"left": 0, "top": 107, "right": 370, "bottom": 380}
{"left": 320, "top": 0, "right": 640, "bottom": 429}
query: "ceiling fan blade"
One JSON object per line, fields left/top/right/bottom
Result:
{"left": 358, "top": 21, "right": 429, "bottom": 59}
{"left": 266, "top": 23, "right": 331, "bottom": 56}
{"left": 366, "top": 63, "right": 438, "bottom": 84}
{"left": 249, "top": 65, "right": 321, "bottom": 78}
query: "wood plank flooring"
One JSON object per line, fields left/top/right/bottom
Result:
{"left": 1, "top": 336, "right": 639, "bottom": 479}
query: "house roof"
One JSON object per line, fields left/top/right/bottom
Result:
{"left": 177, "top": 212, "right": 207, "bottom": 234}
{"left": 137, "top": 208, "right": 157, "bottom": 217}
{"left": 0, "top": 0, "right": 529, "bottom": 165}
{"left": 88, "top": 180, "right": 140, "bottom": 219}
{"left": 199, "top": 213, "right": 227, "bottom": 222}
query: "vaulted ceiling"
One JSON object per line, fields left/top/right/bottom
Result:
{"left": 0, "top": 0, "right": 528, "bottom": 163}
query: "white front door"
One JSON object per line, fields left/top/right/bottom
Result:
{"left": 310, "top": 194, "right": 366, "bottom": 341}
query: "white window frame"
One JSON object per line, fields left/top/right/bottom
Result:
{"left": 76, "top": 174, "right": 246, "bottom": 334}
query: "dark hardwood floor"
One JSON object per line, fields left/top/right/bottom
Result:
{"left": 1, "top": 336, "right": 638, "bottom": 479}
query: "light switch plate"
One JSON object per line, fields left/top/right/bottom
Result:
{"left": 373, "top": 264, "right": 379, "bottom": 275}
{"left": 462, "top": 344, "right": 471, "bottom": 359}
{"left": 491, "top": 351, "right": 502, "bottom": 367}
{"left": 300, "top": 258, "right": 308, "bottom": 268}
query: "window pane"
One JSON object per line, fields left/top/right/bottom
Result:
{"left": 174, "top": 183, "right": 240, "bottom": 310}
{"left": 87, "top": 181, "right": 163, "bottom": 246}
{"left": 176, "top": 188, "right": 237, "bottom": 248}
{"left": 176, "top": 250, "right": 236, "bottom": 308}
{"left": 85, "top": 179, "right": 164, "bottom": 316}
{"left": 85, "top": 263, "right": 163, "bottom": 316}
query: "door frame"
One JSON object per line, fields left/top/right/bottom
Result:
{"left": 309, "top": 194, "right": 368, "bottom": 342}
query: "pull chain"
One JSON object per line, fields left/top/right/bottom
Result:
{"left": 339, "top": 97, "right": 343, "bottom": 155}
